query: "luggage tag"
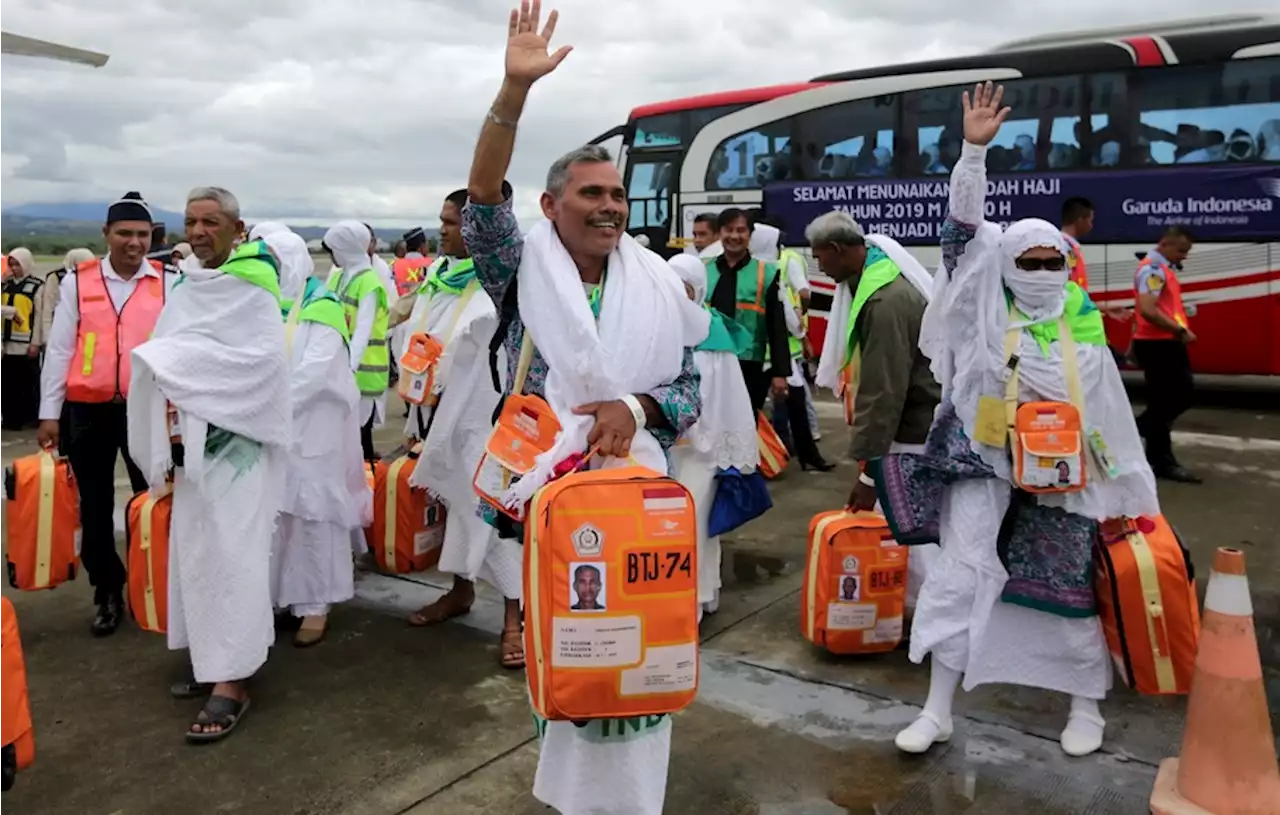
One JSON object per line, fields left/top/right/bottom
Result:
{"left": 1086, "top": 427, "right": 1119, "bottom": 481}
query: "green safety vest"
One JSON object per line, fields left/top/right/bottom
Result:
{"left": 222, "top": 240, "right": 282, "bottom": 302}
{"left": 704, "top": 256, "right": 779, "bottom": 363}
{"left": 327, "top": 267, "right": 389, "bottom": 396}
{"left": 300, "top": 287, "right": 351, "bottom": 344}
{"left": 779, "top": 248, "right": 808, "bottom": 360}
{"left": 1007, "top": 281, "right": 1106, "bottom": 355}
{"left": 842, "top": 253, "right": 901, "bottom": 367}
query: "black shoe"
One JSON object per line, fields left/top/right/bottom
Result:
{"left": 1155, "top": 465, "right": 1202, "bottom": 484}
{"left": 801, "top": 459, "right": 836, "bottom": 473}
{"left": 90, "top": 595, "right": 124, "bottom": 637}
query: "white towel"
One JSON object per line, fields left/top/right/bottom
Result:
{"left": 505, "top": 222, "right": 701, "bottom": 507}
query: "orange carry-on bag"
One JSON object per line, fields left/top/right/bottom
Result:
{"left": 4, "top": 450, "right": 79, "bottom": 591}
{"left": 2, "top": 596, "right": 35, "bottom": 790}
{"left": 367, "top": 444, "right": 445, "bottom": 574}
{"left": 803, "top": 510, "right": 909, "bottom": 654}
{"left": 757, "top": 411, "right": 789, "bottom": 480}
{"left": 525, "top": 459, "right": 700, "bottom": 721}
{"left": 1095, "top": 515, "right": 1200, "bottom": 695}
{"left": 397, "top": 280, "right": 480, "bottom": 407}
{"left": 125, "top": 485, "right": 173, "bottom": 634}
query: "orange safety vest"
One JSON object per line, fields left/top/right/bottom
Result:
{"left": 1063, "top": 233, "right": 1089, "bottom": 291}
{"left": 391, "top": 256, "right": 433, "bottom": 297}
{"left": 1133, "top": 255, "right": 1188, "bottom": 341}
{"left": 66, "top": 259, "right": 166, "bottom": 403}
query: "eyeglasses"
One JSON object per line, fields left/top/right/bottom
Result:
{"left": 1014, "top": 256, "right": 1066, "bottom": 272}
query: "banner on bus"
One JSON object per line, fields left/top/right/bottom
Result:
{"left": 764, "top": 164, "right": 1280, "bottom": 246}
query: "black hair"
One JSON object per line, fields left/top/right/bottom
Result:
{"left": 1061, "top": 196, "right": 1094, "bottom": 225}
{"left": 716, "top": 207, "right": 752, "bottom": 232}
{"left": 692, "top": 212, "right": 718, "bottom": 230}
{"left": 1162, "top": 224, "right": 1194, "bottom": 242}
{"left": 445, "top": 188, "right": 469, "bottom": 211}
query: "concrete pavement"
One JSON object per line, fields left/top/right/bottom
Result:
{"left": 2, "top": 397, "right": 1278, "bottom": 814}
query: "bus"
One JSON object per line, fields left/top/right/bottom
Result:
{"left": 600, "top": 15, "right": 1280, "bottom": 377}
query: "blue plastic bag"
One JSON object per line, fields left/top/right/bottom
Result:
{"left": 707, "top": 467, "right": 772, "bottom": 538}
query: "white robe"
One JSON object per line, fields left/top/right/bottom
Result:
{"left": 271, "top": 315, "right": 369, "bottom": 615}
{"left": 405, "top": 278, "right": 522, "bottom": 600}
{"left": 128, "top": 255, "right": 290, "bottom": 683}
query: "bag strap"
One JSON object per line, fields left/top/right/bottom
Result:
{"left": 1003, "top": 314, "right": 1086, "bottom": 433}
{"left": 283, "top": 294, "right": 304, "bottom": 357}
{"left": 440, "top": 280, "right": 480, "bottom": 350}
{"left": 512, "top": 330, "right": 535, "bottom": 395}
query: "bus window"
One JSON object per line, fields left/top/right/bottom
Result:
{"left": 1085, "top": 73, "right": 1129, "bottom": 168}
{"left": 688, "top": 104, "right": 748, "bottom": 142}
{"left": 792, "top": 95, "right": 899, "bottom": 181}
{"left": 626, "top": 156, "right": 674, "bottom": 232}
{"left": 1132, "top": 57, "right": 1280, "bottom": 165}
{"left": 905, "top": 76, "right": 1084, "bottom": 175}
{"left": 708, "top": 120, "right": 793, "bottom": 190}
{"left": 633, "top": 112, "right": 684, "bottom": 148}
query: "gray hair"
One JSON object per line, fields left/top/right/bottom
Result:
{"left": 546, "top": 145, "right": 613, "bottom": 197}
{"left": 804, "top": 211, "right": 865, "bottom": 247}
{"left": 186, "top": 186, "right": 240, "bottom": 220}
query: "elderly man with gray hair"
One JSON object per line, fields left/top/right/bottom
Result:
{"left": 128, "top": 186, "right": 290, "bottom": 744}
{"left": 807, "top": 211, "right": 941, "bottom": 512}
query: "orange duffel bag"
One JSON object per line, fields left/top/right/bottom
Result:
{"left": 757, "top": 411, "right": 789, "bottom": 480}
{"left": 125, "top": 486, "right": 173, "bottom": 634}
{"left": 803, "top": 510, "right": 909, "bottom": 654}
{"left": 2, "top": 596, "right": 35, "bottom": 790}
{"left": 525, "top": 463, "right": 699, "bottom": 721}
{"left": 4, "top": 450, "right": 79, "bottom": 591}
{"left": 367, "top": 445, "right": 445, "bottom": 574}
{"left": 1095, "top": 514, "right": 1200, "bottom": 695}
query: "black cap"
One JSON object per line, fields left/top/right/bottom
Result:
{"left": 106, "top": 191, "right": 153, "bottom": 225}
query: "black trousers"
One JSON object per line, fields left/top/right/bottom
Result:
{"left": 360, "top": 406, "right": 376, "bottom": 462}
{"left": 741, "top": 359, "right": 823, "bottom": 467}
{"left": 1131, "top": 339, "right": 1193, "bottom": 471}
{"left": 1, "top": 353, "right": 40, "bottom": 429}
{"left": 64, "top": 401, "right": 148, "bottom": 603}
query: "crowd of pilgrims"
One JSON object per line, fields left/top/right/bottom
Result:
{"left": 1, "top": 4, "right": 1178, "bottom": 813}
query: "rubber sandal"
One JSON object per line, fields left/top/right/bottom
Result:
{"left": 500, "top": 627, "right": 525, "bottom": 670}
{"left": 185, "top": 696, "right": 251, "bottom": 745}
{"left": 294, "top": 616, "right": 327, "bottom": 648}
{"left": 170, "top": 679, "right": 214, "bottom": 700}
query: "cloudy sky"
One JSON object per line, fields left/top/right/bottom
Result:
{"left": 0, "top": 0, "right": 1270, "bottom": 226}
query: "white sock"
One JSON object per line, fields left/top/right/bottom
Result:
{"left": 896, "top": 660, "right": 960, "bottom": 753}
{"left": 1060, "top": 695, "right": 1105, "bottom": 757}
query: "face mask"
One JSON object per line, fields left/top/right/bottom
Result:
{"left": 1004, "top": 267, "right": 1069, "bottom": 309}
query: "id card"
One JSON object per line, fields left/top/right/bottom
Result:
{"left": 972, "top": 395, "right": 1007, "bottom": 448}
{"left": 1086, "top": 428, "right": 1119, "bottom": 480}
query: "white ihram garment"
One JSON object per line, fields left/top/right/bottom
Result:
{"left": 127, "top": 256, "right": 290, "bottom": 683}
{"left": 523, "top": 227, "right": 705, "bottom": 815}
{"left": 909, "top": 143, "right": 1159, "bottom": 698}
{"left": 325, "top": 221, "right": 388, "bottom": 427}
{"left": 405, "top": 276, "right": 521, "bottom": 600}
{"left": 270, "top": 316, "right": 369, "bottom": 616}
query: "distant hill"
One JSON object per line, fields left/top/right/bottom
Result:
{"left": 1, "top": 202, "right": 436, "bottom": 248}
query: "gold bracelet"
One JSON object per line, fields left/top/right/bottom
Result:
{"left": 486, "top": 108, "right": 518, "bottom": 129}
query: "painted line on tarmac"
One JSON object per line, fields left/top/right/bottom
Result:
{"left": 810, "top": 402, "right": 1280, "bottom": 452}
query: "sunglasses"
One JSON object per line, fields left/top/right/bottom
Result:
{"left": 1015, "top": 256, "right": 1066, "bottom": 272}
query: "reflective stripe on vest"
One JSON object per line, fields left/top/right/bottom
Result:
{"left": 1063, "top": 234, "right": 1090, "bottom": 292}
{"left": 1133, "top": 257, "right": 1188, "bottom": 341}
{"left": 1, "top": 277, "right": 42, "bottom": 345}
{"left": 704, "top": 257, "right": 778, "bottom": 362}
{"left": 392, "top": 256, "right": 434, "bottom": 297}
{"left": 66, "top": 260, "right": 166, "bottom": 403}
{"left": 331, "top": 267, "right": 390, "bottom": 395}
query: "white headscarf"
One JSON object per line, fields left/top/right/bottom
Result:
{"left": 748, "top": 223, "right": 780, "bottom": 262}
{"left": 999, "top": 218, "right": 1070, "bottom": 326}
{"left": 668, "top": 254, "right": 707, "bottom": 301}
{"left": 6, "top": 248, "right": 35, "bottom": 277}
{"left": 248, "top": 221, "right": 288, "bottom": 242}
{"left": 322, "top": 220, "right": 373, "bottom": 274}
{"left": 63, "top": 247, "right": 95, "bottom": 271}
{"left": 260, "top": 228, "right": 312, "bottom": 306}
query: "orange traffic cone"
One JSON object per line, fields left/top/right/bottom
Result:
{"left": 1150, "top": 547, "right": 1280, "bottom": 815}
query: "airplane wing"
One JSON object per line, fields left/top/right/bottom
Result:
{"left": 1, "top": 32, "right": 108, "bottom": 67}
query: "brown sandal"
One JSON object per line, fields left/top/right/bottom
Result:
{"left": 293, "top": 615, "right": 327, "bottom": 648}
{"left": 500, "top": 627, "right": 525, "bottom": 670}
{"left": 408, "top": 592, "right": 473, "bottom": 627}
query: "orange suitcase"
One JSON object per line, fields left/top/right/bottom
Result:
{"left": 757, "top": 411, "right": 789, "bottom": 480}
{"left": 4, "top": 451, "right": 79, "bottom": 591}
{"left": 525, "top": 465, "right": 699, "bottom": 721}
{"left": 1, "top": 597, "right": 35, "bottom": 790}
{"left": 125, "top": 487, "right": 173, "bottom": 634}
{"left": 803, "top": 510, "right": 909, "bottom": 654}
{"left": 1095, "top": 515, "right": 1200, "bottom": 695}
{"left": 367, "top": 445, "right": 445, "bottom": 574}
